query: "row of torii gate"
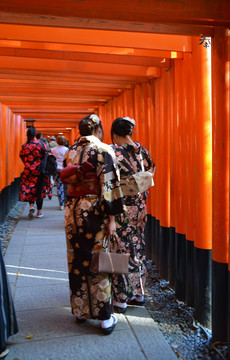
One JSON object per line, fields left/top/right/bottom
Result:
{"left": 0, "top": 0, "right": 230, "bottom": 354}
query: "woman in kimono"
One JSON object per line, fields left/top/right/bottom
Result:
{"left": 111, "top": 117, "right": 155, "bottom": 313}
{"left": 19, "top": 127, "right": 52, "bottom": 218}
{"left": 0, "top": 246, "right": 18, "bottom": 358}
{"left": 61, "top": 114, "right": 125, "bottom": 335}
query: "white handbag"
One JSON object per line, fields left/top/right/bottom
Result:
{"left": 120, "top": 150, "right": 154, "bottom": 196}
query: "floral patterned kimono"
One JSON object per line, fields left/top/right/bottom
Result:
{"left": 112, "top": 142, "right": 154, "bottom": 303}
{"left": 19, "top": 139, "right": 52, "bottom": 202}
{"left": 64, "top": 135, "right": 124, "bottom": 320}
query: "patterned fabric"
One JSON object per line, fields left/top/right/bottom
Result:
{"left": 52, "top": 145, "right": 68, "bottom": 205}
{"left": 19, "top": 139, "right": 52, "bottom": 202}
{"left": 112, "top": 142, "right": 154, "bottom": 303}
{"left": 64, "top": 135, "right": 124, "bottom": 320}
{"left": 55, "top": 173, "right": 68, "bottom": 206}
{"left": 0, "top": 247, "right": 18, "bottom": 352}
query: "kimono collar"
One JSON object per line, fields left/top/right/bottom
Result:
{"left": 77, "top": 135, "right": 116, "bottom": 159}
{"left": 121, "top": 142, "right": 141, "bottom": 153}
{"left": 77, "top": 135, "right": 102, "bottom": 147}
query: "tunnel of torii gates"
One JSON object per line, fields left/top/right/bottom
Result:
{"left": 0, "top": 0, "right": 229, "bottom": 351}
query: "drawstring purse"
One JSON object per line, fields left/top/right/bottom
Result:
{"left": 90, "top": 235, "right": 129, "bottom": 274}
{"left": 120, "top": 149, "right": 154, "bottom": 196}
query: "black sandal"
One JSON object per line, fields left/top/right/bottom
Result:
{"left": 128, "top": 299, "right": 145, "bottom": 306}
{"left": 113, "top": 305, "right": 127, "bottom": 314}
{"left": 76, "top": 318, "right": 87, "bottom": 324}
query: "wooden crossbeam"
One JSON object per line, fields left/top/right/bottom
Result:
{"left": 0, "top": 56, "right": 162, "bottom": 78}
{"left": 0, "top": 0, "right": 229, "bottom": 26}
{"left": 0, "top": 24, "right": 192, "bottom": 52}
{"left": 0, "top": 47, "right": 171, "bottom": 68}
{"left": 0, "top": 40, "right": 184, "bottom": 59}
{"left": 0, "top": 12, "right": 215, "bottom": 36}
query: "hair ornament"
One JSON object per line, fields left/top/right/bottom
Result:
{"left": 89, "top": 114, "right": 100, "bottom": 124}
{"left": 123, "top": 116, "right": 136, "bottom": 126}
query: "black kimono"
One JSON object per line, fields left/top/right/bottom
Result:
{"left": 64, "top": 135, "right": 124, "bottom": 320}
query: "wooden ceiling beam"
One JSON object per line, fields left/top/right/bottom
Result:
{"left": 0, "top": 56, "right": 162, "bottom": 78}
{"left": 0, "top": 12, "right": 214, "bottom": 36}
{"left": 0, "top": 86, "right": 121, "bottom": 97}
{"left": 29, "top": 119, "right": 80, "bottom": 123}
{"left": 0, "top": 47, "right": 171, "bottom": 67}
{"left": 0, "top": 0, "right": 229, "bottom": 27}
{"left": 0, "top": 40, "right": 184, "bottom": 59}
{"left": 0, "top": 97, "right": 98, "bottom": 107}
{"left": 36, "top": 126, "right": 76, "bottom": 130}
{"left": 0, "top": 96, "right": 112, "bottom": 104}
{"left": 0, "top": 68, "right": 148, "bottom": 83}
{"left": 0, "top": 24, "right": 192, "bottom": 52}
{"left": 19, "top": 113, "right": 87, "bottom": 119}
{"left": 7, "top": 105, "right": 99, "bottom": 116}
{"left": 0, "top": 78, "right": 136, "bottom": 91}
{"left": 35, "top": 124, "right": 79, "bottom": 129}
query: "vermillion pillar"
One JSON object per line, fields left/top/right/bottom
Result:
{"left": 145, "top": 83, "right": 155, "bottom": 261}
{"left": 154, "top": 79, "right": 161, "bottom": 268}
{"left": 212, "top": 28, "right": 229, "bottom": 341}
{"left": 192, "top": 37, "right": 212, "bottom": 328}
{"left": 174, "top": 60, "right": 187, "bottom": 302}
{"left": 169, "top": 67, "right": 176, "bottom": 288}
{"left": 159, "top": 71, "right": 170, "bottom": 280}
{"left": 184, "top": 53, "right": 195, "bottom": 307}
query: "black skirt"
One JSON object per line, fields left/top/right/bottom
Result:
{"left": 0, "top": 247, "right": 18, "bottom": 352}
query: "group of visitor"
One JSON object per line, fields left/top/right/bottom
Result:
{"left": 0, "top": 114, "right": 155, "bottom": 357}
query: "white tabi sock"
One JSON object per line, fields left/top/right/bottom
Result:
{"left": 101, "top": 314, "right": 118, "bottom": 329}
{"left": 136, "top": 296, "right": 145, "bottom": 302}
{"left": 113, "top": 300, "right": 127, "bottom": 309}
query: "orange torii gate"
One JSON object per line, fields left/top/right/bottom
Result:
{"left": 0, "top": 0, "right": 229, "bottom": 352}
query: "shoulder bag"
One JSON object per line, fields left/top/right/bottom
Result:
{"left": 41, "top": 152, "right": 57, "bottom": 176}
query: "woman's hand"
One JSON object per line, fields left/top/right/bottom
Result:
{"left": 107, "top": 215, "right": 116, "bottom": 236}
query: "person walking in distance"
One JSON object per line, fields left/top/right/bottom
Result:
{"left": 49, "top": 136, "right": 57, "bottom": 149}
{"left": 19, "top": 126, "right": 51, "bottom": 218}
{"left": 51, "top": 135, "right": 68, "bottom": 210}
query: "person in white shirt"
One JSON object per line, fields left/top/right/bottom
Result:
{"left": 52, "top": 135, "right": 68, "bottom": 210}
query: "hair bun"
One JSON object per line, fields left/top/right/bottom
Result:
{"left": 79, "top": 116, "right": 96, "bottom": 136}
{"left": 111, "top": 117, "right": 134, "bottom": 138}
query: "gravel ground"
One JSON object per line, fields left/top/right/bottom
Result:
{"left": 1, "top": 202, "right": 229, "bottom": 360}
{"left": 0, "top": 201, "right": 26, "bottom": 254}
{"left": 145, "top": 262, "right": 229, "bottom": 360}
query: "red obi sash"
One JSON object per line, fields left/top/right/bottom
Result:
{"left": 60, "top": 162, "right": 100, "bottom": 197}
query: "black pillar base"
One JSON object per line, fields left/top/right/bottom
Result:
{"left": 212, "top": 260, "right": 228, "bottom": 342}
{"left": 228, "top": 271, "right": 230, "bottom": 357}
{"left": 186, "top": 240, "right": 195, "bottom": 307}
{"left": 175, "top": 232, "right": 187, "bottom": 302}
{"left": 0, "top": 177, "right": 21, "bottom": 225}
{"left": 154, "top": 219, "right": 160, "bottom": 268}
{"left": 194, "top": 247, "right": 212, "bottom": 328}
{"left": 159, "top": 226, "right": 170, "bottom": 280}
{"left": 169, "top": 227, "right": 176, "bottom": 289}
{"left": 151, "top": 217, "right": 156, "bottom": 264}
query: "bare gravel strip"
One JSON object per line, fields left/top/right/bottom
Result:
{"left": 145, "top": 262, "right": 228, "bottom": 360}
